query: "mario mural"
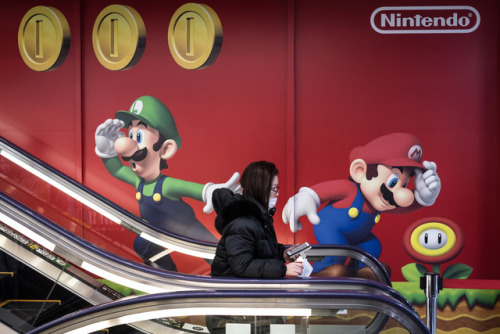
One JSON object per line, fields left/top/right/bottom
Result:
{"left": 282, "top": 133, "right": 442, "bottom": 279}
{"left": 94, "top": 96, "right": 239, "bottom": 271}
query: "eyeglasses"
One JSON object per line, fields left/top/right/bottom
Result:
{"left": 271, "top": 185, "right": 280, "bottom": 195}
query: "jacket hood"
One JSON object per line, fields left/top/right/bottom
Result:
{"left": 213, "top": 188, "right": 269, "bottom": 234}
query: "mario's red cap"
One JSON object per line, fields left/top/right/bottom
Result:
{"left": 349, "top": 133, "right": 425, "bottom": 169}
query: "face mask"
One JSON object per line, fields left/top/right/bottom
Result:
{"left": 268, "top": 197, "right": 278, "bottom": 209}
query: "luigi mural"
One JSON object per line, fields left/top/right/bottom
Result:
{"left": 95, "top": 96, "right": 239, "bottom": 271}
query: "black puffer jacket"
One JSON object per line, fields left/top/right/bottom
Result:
{"left": 210, "top": 188, "right": 287, "bottom": 278}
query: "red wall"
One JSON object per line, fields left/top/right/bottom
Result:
{"left": 1, "top": 0, "right": 499, "bottom": 281}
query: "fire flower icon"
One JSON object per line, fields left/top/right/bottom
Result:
{"left": 402, "top": 217, "right": 471, "bottom": 280}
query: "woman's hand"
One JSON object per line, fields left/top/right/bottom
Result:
{"left": 285, "top": 262, "right": 304, "bottom": 277}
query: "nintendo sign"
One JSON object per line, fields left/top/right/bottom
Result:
{"left": 371, "top": 6, "right": 480, "bottom": 34}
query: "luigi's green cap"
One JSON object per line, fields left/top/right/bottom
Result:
{"left": 115, "top": 96, "right": 182, "bottom": 149}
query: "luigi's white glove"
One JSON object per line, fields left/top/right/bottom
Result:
{"left": 282, "top": 187, "right": 321, "bottom": 233}
{"left": 414, "top": 161, "right": 441, "bottom": 206}
{"left": 203, "top": 172, "right": 241, "bottom": 213}
{"left": 95, "top": 119, "right": 125, "bottom": 158}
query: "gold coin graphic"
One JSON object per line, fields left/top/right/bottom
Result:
{"left": 18, "top": 6, "right": 71, "bottom": 71}
{"left": 168, "top": 3, "right": 223, "bottom": 69}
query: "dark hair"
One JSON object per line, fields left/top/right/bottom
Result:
{"left": 241, "top": 161, "right": 278, "bottom": 209}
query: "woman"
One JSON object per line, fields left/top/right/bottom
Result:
{"left": 211, "top": 161, "right": 303, "bottom": 278}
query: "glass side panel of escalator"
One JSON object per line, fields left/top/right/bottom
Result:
{"left": 0, "top": 154, "right": 141, "bottom": 263}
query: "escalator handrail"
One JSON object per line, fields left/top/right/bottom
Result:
{"left": 0, "top": 136, "right": 391, "bottom": 285}
{"left": 306, "top": 244, "right": 391, "bottom": 285}
{"left": 26, "top": 289, "right": 430, "bottom": 334}
{"left": 0, "top": 189, "right": 410, "bottom": 311}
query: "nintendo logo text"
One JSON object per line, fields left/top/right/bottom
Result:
{"left": 371, "top": 6, "right": 480, "bottom": 34}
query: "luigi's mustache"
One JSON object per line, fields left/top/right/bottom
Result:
{"left": 122, "top": 147, "right": 148, "bottom": 162}
{"left": 380, "top": 184, "right": 399, "bottom": 207}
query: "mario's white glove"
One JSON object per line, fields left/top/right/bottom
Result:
{"left": 95, "top": 119, "right": 125, "bottom": 158}
{"left": 203, "top": 172, "right": 240, "bottom": 213}
{"left": 282, "top": 187, "right": 321, "bottom": 233}
{"left": 414, "top": 161, "right": 441, "bottom": 206}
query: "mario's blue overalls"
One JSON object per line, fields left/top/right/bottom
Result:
{"left": 312, "top": 182, "right": 381, "bottom": 273}
{"left": 133, "top": 175, "right": 218, "bottom": 271}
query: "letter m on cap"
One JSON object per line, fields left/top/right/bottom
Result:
{"left": 409, "top": 145, "right": 423, "bottom": 162}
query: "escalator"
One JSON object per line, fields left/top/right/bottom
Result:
{"left": 0, "top": 190, "right": 402, "bottom": 294}
{"left": 0, "top": 136, "right": 428, "bottom": 333}
{"left": 0, "top": 189, "right": 419, "bottom": 332}
{"left": 0, "top": 136, "right": 391, "bottom": 285}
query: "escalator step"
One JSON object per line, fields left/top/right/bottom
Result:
{"left": 1, "top": 301, "right": 59, "bottom": 324}
{"left": 0, "top": 308, "right": 34, "bottom": 332}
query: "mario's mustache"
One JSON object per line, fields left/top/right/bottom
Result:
{"left": 122, "top": 147, "right": 148, "bottom": 162}
{"left": 380, "top": 184, "right": 399, "bottom": 207}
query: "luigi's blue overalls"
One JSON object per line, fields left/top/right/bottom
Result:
{"left": 133, "top": 175, "right": 218, "bottom": 271}
{"left": 312, "top": 182, "right": 382, "bottom": 273}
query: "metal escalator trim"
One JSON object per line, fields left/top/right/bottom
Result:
{"left": 0, "top": 191, "right": 412, "bottom": 312}
{"left": 0, "top": 234, "right": 113, "bottom": 306}
{"left": 27, "top": 290, "right": 430, "bottom": 334}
